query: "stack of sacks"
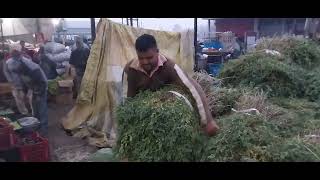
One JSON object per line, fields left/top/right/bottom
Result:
{"left": 44, "top": 42, "right": 71, "bottom": 75}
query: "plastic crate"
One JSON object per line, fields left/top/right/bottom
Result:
{"left": 0, "top": 121, "right": 17, "bottom": 151}
{"left": 207, "top": 55, "right": 223, "bottom": 64}
{"left": 17, "top": 132, "right": 49, "bottom": 162}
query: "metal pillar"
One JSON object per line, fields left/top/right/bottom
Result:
{"left": 36, "top": 18, "right": 41, "bottom": 33}
{"left": 253, "top": 18, "right": 259, "bottom": 39}
{"left": 0, "top": 18, "right": 4, "bottom": 55}
{"left": 194, "top": 18, "right": 198, "bottom": 71}
{"left": 130, "top": 18, "right": 133, "bottom": 26}
{"left": 292, "top": 18, "right": 297, "bottom": 35}
{"left": 208, "top": 19, "right": 211, "bottom": 37}
{"left": 281, "top": 18, "right": 286, "bottom": 35}
{"left": 90, "top": 18, "right": 96, "bottom": 42}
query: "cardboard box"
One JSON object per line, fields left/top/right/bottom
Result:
{"left": 58, "top": 80, "right": 73, "bottom": 93}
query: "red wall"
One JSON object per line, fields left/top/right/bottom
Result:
{"left": 215, "top": 18, "right": 254, "bottom": 38}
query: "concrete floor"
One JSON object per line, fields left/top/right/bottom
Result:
{"left": 47, "top": 101, "right": 98, "bottom": 162}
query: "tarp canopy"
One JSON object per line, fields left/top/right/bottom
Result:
{"left": 61, "top": 18, "right": 195, "bottom": 147}
{"left": 1, "top": 18, "right": 29, "bottom": 36}
{"left": 1, "top": 18, "right": 54, "bottom": 43}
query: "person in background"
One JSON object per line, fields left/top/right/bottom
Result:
{"left": 0, "top": 52, "right": 6, "bottom": 82}
{"left": 83, "top": 38, "right": 91, "bottom": 49}
{"left": 232, "top": 37, "right": 242, "bottom": 59}
{"left": 37, "top": 45, "right": 58, "bottom": 80}
{"left": 20, "top": 41, "right": 27, "bottom": 52}
{"left": 4, "top": 45, "right": 48, "bottom": 137}
{"left": 5, "top": 42, "right": 31, "bottom": 61}
{"left": 3, "top": 45, "right": 33, "bottom": 116}
{"left": 124, "top": 34, "right": 219, "bottom": 137}
{"left": 20, "top": 40, "right": 33, "bottom": 60}
{"left": 69, "top": 36, "right": 90, "bottom": 96}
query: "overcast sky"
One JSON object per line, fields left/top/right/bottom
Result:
{"left": 64, "top": 18, "right": 210, "bottom": 32}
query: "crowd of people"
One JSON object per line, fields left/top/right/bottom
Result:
{"left": 1, "top": 36, "right": 90, "bottom": 138}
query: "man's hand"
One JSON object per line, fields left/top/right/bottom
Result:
{"left": 204, "top": 120, "right": 219, "bottom": 137}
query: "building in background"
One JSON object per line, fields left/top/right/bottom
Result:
{"left": 52, "top": 19, "right": 92, "bottom": 46}
{"left": 214, "top": 18, "right": 306, "bottom": 39}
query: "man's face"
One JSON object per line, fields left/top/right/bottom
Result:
{"left": 137, "top": 48, "right": 159, "bottom": 73}
{"left": 76, "top": 40, "right": 83, "bottom": 49}
{"left": 20, "top": 42, "right": 25, "bottom": 47}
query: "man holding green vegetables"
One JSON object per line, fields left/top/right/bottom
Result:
{"left": 124, "top": 34, "right": 219, "bottom": 136}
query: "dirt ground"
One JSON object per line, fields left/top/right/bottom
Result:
{"left": 48, "top": 101, "right": 98, "bottom": 162}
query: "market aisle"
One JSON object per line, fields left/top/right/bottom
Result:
{"left": 47, "top": 101, "right": 97, "bottom": 162}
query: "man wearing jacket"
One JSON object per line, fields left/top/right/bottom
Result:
{"left": 4, "top": 46, "right": 48, "bottom": 137}
{"left": 124, "top": 34, "right": 219, "bottom": 136}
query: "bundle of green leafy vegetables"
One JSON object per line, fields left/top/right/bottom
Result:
{"left": 115, "top": 86, "right": 206, "bottom": 162}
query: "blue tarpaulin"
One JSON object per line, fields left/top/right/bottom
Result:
{"left": 203, "top": 40, "right": 223, "bottom": 49}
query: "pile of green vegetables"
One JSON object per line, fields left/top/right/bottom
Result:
{"left": 219, "top": 52, "right": 306, "bottom": 98}
{"left": 115, "top": 86, "right": 205, "bottom": 162}
{"left": 203, "top": 98, "right": 320, "bottom": 162}
{"left": 220, "top": 37, "right": 320, "bottom": 100}
{"left": 114, "top": 37, "right": 320, "bottom": 162}
{"left": 115, "top": 84, "right": 320, "bottom": 161}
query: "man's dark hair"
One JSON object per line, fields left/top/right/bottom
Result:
{"left": 20, "top": 40, "right": 25, "bottom": 45}
{"left": 135, "top": 34, "right": 157, "bottom": 52}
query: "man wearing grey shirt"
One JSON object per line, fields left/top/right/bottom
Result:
{"left": 4, "top": 46, "right": 49, "bottom": 137}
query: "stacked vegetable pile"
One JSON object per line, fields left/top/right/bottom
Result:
{"left": 114, "top": 37, "right": 320, "bottom": 162}
{"left": 115, "top": 87, "right": 205, "bottom": 162}
{"left": 206, "top": 37, "right": 320, "bottom": 161}
{"left": 219, "top": 52, "right": 306, "bottom": 98}
{"left": 220, "top": 37, "right": 320, "bottom": 100}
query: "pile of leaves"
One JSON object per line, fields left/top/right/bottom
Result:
{"left": 203, "top": 113, "right": 280, "bottom": 162}
{"left": 284, "top": 39, "right": 320, "bottom": 69}
{"left": 305, "top": 70, "right": 320, "bottom": 102}
{"left": 193, "top": 71, "right": 320, "bottom": 162}
{"left": 203, "top": 101, "right": 320, "bottom": 162}
{"left": 227, "top": 37, "right": 320, "bottom": 99}
{"left": 192, "top": 71, "right": 241, "bottom": 117}
{"left": 269, "top": 98, "right": 320, "bottom": 138}
{"left": 208, "top": 87, "right": 241, "bottom": 117}
{"left": 255, "top": 36, "right": 302, "bottom": 54}
{"left": 192, "top": 70, "right": 221, "bottom": 92}
{"left": 266, "top": 137, "right": 320, "bottom": 162}
{"left": 114, "top": 58, "right": 320, "bottom": 162}
{"left": 115, "top": 86, "right": 205, "bottom": 162}
{"left": 205, "top": 37, "right": 320, "bottom": 161}
{"left": 234, "top": 88, "right": 283, "bottom": 120}
{"left": 219, "top": 52, "right": 306, "bottom": 97}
